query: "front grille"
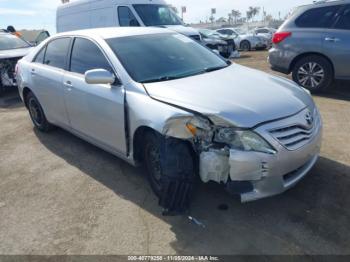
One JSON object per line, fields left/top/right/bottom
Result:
{"left": 269, "top": 109, "right": 320, "bottom": 150}
{"left": 190, "top": 35, "right": 201, "bottom": 41}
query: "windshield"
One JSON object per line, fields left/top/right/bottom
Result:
{"left": 0, "top": 34, "right": 30, "bottom": 50}
{"left": 133, "top": 4, "right": 183, "bottom": 26}
{"left": 106, "top": 33, "right": 228, "bottom": 83}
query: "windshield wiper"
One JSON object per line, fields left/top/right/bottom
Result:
{"left": 203, "top": 65, "right": 228, "bottom": 72}
{"left": 141, "top": 75, "right": 181, "bottom": 83}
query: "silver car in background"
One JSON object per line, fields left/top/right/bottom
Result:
{"left": 16, "top": 27, "right": 322, "bottom": 214}
{"left": 269, "top": 0, "right": 350, "bottom": 92}
{"left": 216, "top": 28, "right": 268, "bottom": 51}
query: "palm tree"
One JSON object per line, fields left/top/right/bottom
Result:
{"left": 231, "top": 9, "right": 241, "bottom": 24}
{"left": 247, "top": 6, "right": 260, "bottom": 22}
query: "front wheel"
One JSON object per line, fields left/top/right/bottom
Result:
{"left": 143, "top": 132, "right": 196, "bottom": 214}
{"left": 292, "top": 55, "right": 333, "bottom": 93}
{"left": 26, "top": 92, "right": 54, "bottom": 132}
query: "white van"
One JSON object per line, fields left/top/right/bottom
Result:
{"left": 56, "top": 0, "right": 201, "bottom": 41}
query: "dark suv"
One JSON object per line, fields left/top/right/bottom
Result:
{"left": 269, "top": 0, "right": 350, "bottom": 92}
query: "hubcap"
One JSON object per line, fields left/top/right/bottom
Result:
{"left": 29, "top": 99, "right": 43, "bottom": 126}
{"left": 297, "top": 62, "right": 325, "bottom": 89}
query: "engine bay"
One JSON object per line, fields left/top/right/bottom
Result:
{"left": 0, "top": 57, "right": 20, "bottom": 90}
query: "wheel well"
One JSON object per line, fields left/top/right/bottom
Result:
{"left": 132, "top": 126, "right": 196, "bottom": 165}
{"left": 289, "top": 52, "right": 334, "bottom": 75}
{"left": 22, "top": 87, "right": 32, "bottom": 108}
{"left": 133, "top": 126, "right": 158, "bottom": 164}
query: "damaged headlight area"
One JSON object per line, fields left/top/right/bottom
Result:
{"left": 163, "top": 115, "right": 277, "bottom": 186}
{"left": 214, "top": 128, "right": 276, "bottom": 154}
{"left": 163, "top": 115, "right": 276, "bottom": 155}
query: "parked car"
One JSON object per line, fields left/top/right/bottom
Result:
{"left": 198, "top": 29, "right": 236, "bottom": 58}
{"left": 17, "top": 27, "right": 322, "bottom": 214}
{"left": 57, "top": 0, "right": 201, "bottom": 41}
{"left": 216, "top": 28, "right": 268, "bottom": 51}
{"left": 269, "top": 1, "right": 350, "bottom": 92}
{"left": 254, "top": 27, "right": 276, "bottom": 39}
{"left": 0, "top": 31, "right": 32, "bottom": 95}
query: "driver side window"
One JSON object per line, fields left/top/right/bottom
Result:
{"left": 118, "top": 6, "right": 140, "bottom": 27}
{"left": 70, "top": 38, "right": 113, "bottom": 75}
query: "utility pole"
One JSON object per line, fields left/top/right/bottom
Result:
{"left": 181, "top": 6, "right": 187, "bottom": 21}
{"left": 210, "top": 8, "right": 216, "bottom": 27}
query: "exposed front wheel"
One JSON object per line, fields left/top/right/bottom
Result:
{"left": 292, "top": 55, "right": 333, "bottom": 93}
{"left": 143, "top": 132, "right": 196, "bottom": 214}
{"left": 26, "top": 92, "right": 54, "bottom": 132}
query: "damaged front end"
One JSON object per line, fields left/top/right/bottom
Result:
{"left": 160, "top": 115, "right": 277, "bottom": 212}
{"left": 0, "top": 57, "right": 20, "bottom": 92}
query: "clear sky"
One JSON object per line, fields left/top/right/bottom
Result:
{"left": 0, "top": 0, "right": 314, "bottom": 34}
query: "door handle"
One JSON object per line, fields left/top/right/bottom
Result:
{"left": 31, "top": 69, "right": 36, "bottom": 76}
{"left": 325, "top": 37, "right": 340, "bottom": 42}
{"left": 64, "top": 81, "right": 73, "bottom": 87}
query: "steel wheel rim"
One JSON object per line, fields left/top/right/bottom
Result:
{"left": 297, "top": 62, "right": 325, "bottom": 89}
{"left": 146, "top": 143, "right": 162, "bottom": 187}
{"left": 29, "top": 98, "right": 43, "bottom": 126}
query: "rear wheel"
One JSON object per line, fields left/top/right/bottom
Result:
{"left": 292, "top": 55, "right": 333, "bottom": 93}
{"left": 26, "top": 92, "right": 54, "bottom": 132}
{"left": 240, "top": 41, "right": 251, "bottom": 51}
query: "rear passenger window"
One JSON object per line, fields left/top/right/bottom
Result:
{"left": 70, "top": 38, "right": 113, "bottom": 75}
{"left": 296, "top": 6, "right": 340, "bottom": 28}
{"left": 334, "top": 6, "right": 350, "bottom": 30}
{"left": 118, "top": 6, "right": 140, "bottom": 27}
{"left": 34, "top": 47, "right": 46, "bottom": 63}
{"left": 44, "top": 38, "right": 70, "bottom": 70}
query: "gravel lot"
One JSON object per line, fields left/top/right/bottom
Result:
{"left": 0, "top": 51, "right": 350, "bottom": 255}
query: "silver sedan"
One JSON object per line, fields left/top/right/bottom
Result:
{"left": 16, "top": 27, "right": 322, "bottom": 214}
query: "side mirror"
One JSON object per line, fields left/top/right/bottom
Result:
{"left": 85, "top": 69, "right": 116, "bottom": 85}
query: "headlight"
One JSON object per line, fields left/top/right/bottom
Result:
{"left": 214, "top": 128, "right": 276, "bottom": 154}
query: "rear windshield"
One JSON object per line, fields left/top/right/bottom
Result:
{"left": 0, "top": 34, "right": 30, "bottom": 50}
{"left": 106, "top": 33, "right": 228, "bottom": 83}
{"left": 133, "top": 4, "right": 182, "bottom": 26}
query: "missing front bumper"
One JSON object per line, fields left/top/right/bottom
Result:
{"left": 199, "top": 130, "right": 321, "bottom": 202}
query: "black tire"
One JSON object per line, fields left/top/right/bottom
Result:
{"left": 240, "top": 40, "right": 251, "bottom": 51}
{"left": 26, "top": 92, "right": 54, "bottom": 132}
{"left": 292, "top": 55, "right": 333, "bottom": 93}
{"left": 143, "top": 131, "right": 195, "bottom": 198}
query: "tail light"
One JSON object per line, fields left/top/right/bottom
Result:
{"left": 272, "top": 32, "right": 292, "bottom": 44}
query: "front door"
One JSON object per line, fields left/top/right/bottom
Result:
{"left": 63, "top": 37, "right": 126, "bottom": 155}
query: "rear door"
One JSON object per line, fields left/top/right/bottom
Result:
{"left": 294, "top": 5, "right": 341, "bottom": 54}
{"left": 30, "top": 37, "right": 71, "bottom": 126}
{"left": 63, "top": 37, "right": 126, "bottom": 155}
{"left": 324, "top": 4, "right": 350, "bottom": 79}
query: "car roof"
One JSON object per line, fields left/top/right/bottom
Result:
{"left": 299, "top": 0, "right": 350, "bottom": 9}
{"left": 54, "top": 27, "right": 174, "bottom": 40}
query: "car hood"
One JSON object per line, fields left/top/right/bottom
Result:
{"left": 0, "top": 47, "right": 32, "bottom": 59}
{"left": 143, "top": 64, "right": 313, "bottom": 128}
{"left": 162, "top": 25, "right": 200, "bottom": 37}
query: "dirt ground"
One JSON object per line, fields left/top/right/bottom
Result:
{"left": 0, "top": 51, "right": 350, "bottom": 255}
